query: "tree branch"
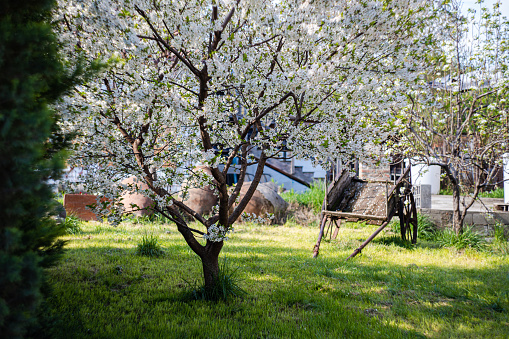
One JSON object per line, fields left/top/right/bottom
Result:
{"left": 228, "top": 152, "right": 268, "bottom": 224}
{"left": 134, "top": 5, "right": 200, "bottom": 77}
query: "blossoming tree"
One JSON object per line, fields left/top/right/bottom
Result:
{"left": 393, "top": 0, "right": 509, "bottom": 234}
{"left": 55, "top": 0, "right": 441, "bottom": 288}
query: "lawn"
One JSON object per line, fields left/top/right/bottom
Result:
{"left": 41, "top": 219, "right": 509, "bottom": 338}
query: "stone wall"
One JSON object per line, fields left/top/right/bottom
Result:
{"left": 420, "top": 208, "right": 509, "bottom": 235}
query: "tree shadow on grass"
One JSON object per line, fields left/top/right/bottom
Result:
{"left": 372, "top": 235, "right": 415, "bottom": 249}
{"left": 39, "top": 230, "right": 509, "bottom": 339}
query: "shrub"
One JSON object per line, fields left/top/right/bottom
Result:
{"left": 478, "top": 188, "right": 504, "bottom": 199}
{"left": 136, "top": 233, "right": 164, "bottom": 257}
{"left": 492, "top": 223, "right": 507, "bottom": 243}
{"left": 185, "top": 259, "right": 246, "bottom": 302}
{"left": 435, "top": 226, "right": 486, "bottom": 251}
{"left": 0, "top": 1, "right": 82, "bottom": 335}
{"left": 490, "top": 223, "right": 509, "bottom": 254}
{"left": 280, "top": 181, "right": 325, "bottom": 213}
{"left": 64, "top": 215, "right": 82, "bottom": 235}
{"left": 416, "top": 213, "right": 437, "bottom": 241}
{"left": 389, "top": 213, "right": 437, "bottom": 241}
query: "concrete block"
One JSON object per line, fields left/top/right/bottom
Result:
{"left": 470, "top": 224, "right": 490, "bottom": 236}
{"left": 463, "top": 212, "right": 474, "bottom": 226}
{"left": 419, "top": 185, "right": 432, "bottom": 209}
{"left": 439, "top": 210, "right": 453, "bottom": 228}
{"left": 493, "top": 212, "right": 509, "bottom": 225}
{"left": 421, "top": 208, "right": 509, "bottom": 229}
{"left": 472, "top": 213, "right": 492, "bottom": 225}
{"left": 420, "top": 208, "right": 447, "bottom": 228}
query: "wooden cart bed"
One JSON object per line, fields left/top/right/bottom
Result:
{"left": 313, "top": 165, "right": 417, "bottom": 259}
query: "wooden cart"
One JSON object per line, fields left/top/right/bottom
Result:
{"left": 312, "top": 165, "right": 418, "bottom": 259}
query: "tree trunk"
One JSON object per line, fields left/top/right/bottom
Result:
{"left": 444, "top": 165, "right": 464, "bottom": 235}
{"left": 201, "top": 251, "right": 220, "bottom": 289}
{"left": 162, "top": 206, "right": 223, "bottom": 290}
{"left": 452, "top": 184, "right": 463, "bottom": 234}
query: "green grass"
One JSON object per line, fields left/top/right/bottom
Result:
{"left": 389, "top": 213, "right": 438, "bottom": 242}
{"left": 489, "top": 223, "right": 509, "bottom": 255}
{"left": 63, "top": 215, "right": 83, "bottom": 235}
{"left": 478, "top": 188, "right": 504, "bottom": 199}
{"left": 390, "top": 214, "right": 489, "bottom": 251}
{"left": 136, "top": 232, "right": 165, "bottom": 257}
{"left": 435, "top": 226, "right": 487, "bottom": 251}
{"left": 438, "top": 188, "right": 453, "bottom": 195}
{"left": 439, "top": 187, "right": 504, "bottom": 199}
{"left": 281, "top": 181, "right": 325, "bottom": 212}
{"left": 184, "top": 258, "right": 247, "bottom": 302}
{"left": 42, "top": 220, "right": 509, "bottom": 338}
{"left": 123, "top": 212, "right": 168, "bottom": 225}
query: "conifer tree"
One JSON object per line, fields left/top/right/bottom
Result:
{"left": 0, "top": 0, "right": 96, "bottom": 336}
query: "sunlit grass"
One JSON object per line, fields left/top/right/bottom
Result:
{"left": 42, "top": 219, "right": 509, "bottom": 338}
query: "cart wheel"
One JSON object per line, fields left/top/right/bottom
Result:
{"left": 409, "top": 192, "right": 418, "bottom": 244}
{"left": 399, "top": 196, "right": 407, "bottom": 240}
{"left": 400, "top": 193, "right": 418, "bottom": 244}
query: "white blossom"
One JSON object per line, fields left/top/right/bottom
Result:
{"left": 53, "top": 0, "right": 444, "bottom": 237}
{"left": 203, "top": 224, "right": 233, "bottom": 242}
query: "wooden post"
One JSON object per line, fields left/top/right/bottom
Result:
{"left": 312, "top": 171, "right": 328, "bottom": 258}
{"left": 385, "top": 182, "right": 388, "bottom": 219}
{"left": 331, "top": 219, "right": 341, "bottom": 240}
{"left": 346, "top": 208, "right": 396, "bottom": 260}
{"left": 312, "top": 209, "right": 327, "bottom": 258}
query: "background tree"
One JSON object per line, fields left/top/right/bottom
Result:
{"left": 55, "top": 0, "right": 443, "bottom": 290}
{"left": 0, "top": 0, "right": 96, "bottom": 336}
{"left": 394, "top": 0, "right": 509, "bottom": 234}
